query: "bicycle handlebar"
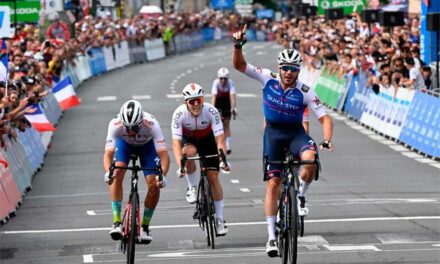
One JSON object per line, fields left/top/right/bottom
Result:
{"left": 180, "top": 149, "right": 227, "bottom": 174}
{"left": 109, "top": 162, "right": 163, "bottom": 181}
{"left": 264, "top": 153, "right": 321, "bottom": 181}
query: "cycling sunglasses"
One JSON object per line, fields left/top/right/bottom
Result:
{"left": 187, "top": 97, "right": 203, "bottom": 106}
{"left": 280, "top": 65, "right": 301, "bottom": 72}
{"left": 125, "top": 124, "right": 141, "bottom": 133}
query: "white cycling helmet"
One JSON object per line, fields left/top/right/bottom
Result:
{"left": 277, "top": 49, "right": 302, "bottom": 66}
{"left": 217, "top": 67, "right": 230, "bottom": 78}
{"left": 119, "top": 100, "right": 144, "bottom": 127}
{"left": 182, "top": 83, "right": 204, "bottom": 100}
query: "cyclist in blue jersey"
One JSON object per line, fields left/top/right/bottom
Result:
{"left": 103, "top": 100, "right": 170, "bottom": 244}
{"left": 232, "top": 26, "right": 334, "bottom": 257}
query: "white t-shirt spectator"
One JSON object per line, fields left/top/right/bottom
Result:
{"left": 409, "top": 68, "right": 425, "bottom": 90}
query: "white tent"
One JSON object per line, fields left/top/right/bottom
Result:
{"left": 139, "top": 5, "right": 163, "bottom": 14}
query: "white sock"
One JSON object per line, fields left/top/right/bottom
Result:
{"left": 266, "top": 215, "right": 277, "bottom": 241}
{"left": 226, "top": 137, "right": 231, "bottom": 150}
{"left": 298, "top": 177, "right": 310, "bottom": 197}
{"left": 214, "top": 200, "right": 224, "bottom": 220}
{"left": 186, "top": 172, "right": 197, "bottom": 187}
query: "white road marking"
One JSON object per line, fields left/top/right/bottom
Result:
{"left": 236, "top": 93, "right": 257, "bottom": 98}
{"left": 299, "top": 235, "right": 329, "bottom": 246}
{"left": 324, "top": 245, "right": 381, "bottom": 251}
{"left": 193, "top": 53, "right": 204, "bottom": 57}
{"left": 132, "top": 95, "right": 151, "bottom": 100}
{"left": 256, "top": 51, "right": 266, "bottom": 55}
{"left": 433, "top": 244, "right": 440, "bottom": 247}
{"left": 415, "top": 158, "right": 436, "bottom": 164}
{"left": 97, "top": 96, "right": 116, "bottom": 101}
{"left": 350, "top": 125, "right": 364, "bottom": 130}
{"left": 4, "top": 216, "right": 439, "bottom": 235}
{"left": 83, "top": 248, "right": 440, "bottom": 262}
{"left": 186, "top": 69, "right": 192, "bottom": 74}
{"left": 167, "top": 94, "right": 182, "bottom": 98}
{"left": 429, "top": 163, "right": 440, "bottom": 169}
{"left": 369, "top": 134, "right": 385, "bottom": 141}
{"left": 375, "top": 233, "right": 438, "bottom": 244}
{"left": 83, "top": 254, "right": 94, "bottom": 263}
{"left": 252, "top": 199, "right": 263, "bottom": 204}
{"left": 240, "top": 188, "right": 251, "bottom": 192}
{"left": 332, "top": 115, "right": 347, "bottom": 121}
{"left": 388, "top": 145, "right": 408, "bottom": 152}
{"left": 86, "top": 210, "right": 96, "bottom": 216}
{"left": 359, "top": 129, "right": 376, "bottom": 135}
{"left": 381, "top": 140, "right": 397, "bottom": 145}
{"left": 401, "top": 152, "right": 423, "bottom": 158}
{"left": 230, "top": 179, "right": 240, "bottom": 184}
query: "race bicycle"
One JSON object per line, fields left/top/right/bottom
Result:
{"left": 108, "top": 154, "right": 163, "bottom": 264}
{"left": 180, "top": 149, "right": 227, "bottom": 249}
{"left": 264, "top": 150, "right": 320, "bottom": 264}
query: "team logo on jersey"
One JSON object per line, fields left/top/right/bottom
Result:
{"left": 273, "top": 84, "right": 279, "bottom": 89}
{"left": 301, "top": 84, "right": 310, "bottom": 93}
{"left": 255, "top": 67, "right": 263, "bottom": 73}
{"left": 312, "top": 96, "right": 321, "bottom": 105}
{"left": 201, "top": 121, "right": 208, "bottom": 125}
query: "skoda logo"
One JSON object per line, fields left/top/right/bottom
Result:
{"left": 320, "top": 0, "right": 330, "bottom": 8}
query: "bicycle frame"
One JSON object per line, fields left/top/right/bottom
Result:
{"left": 264, "top": 151, "right": 320, "bottom": 264}
{"left": 109, "top": 154, "right": 163, "bottom": 264}
{"left": 181, "top": 151, "right": 223, "bottom": 249}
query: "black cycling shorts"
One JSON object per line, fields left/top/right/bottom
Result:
{"left": 182, "top": 132, "right": 220, "bottom": 171}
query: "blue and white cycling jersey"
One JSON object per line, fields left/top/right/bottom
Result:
{"left": 244, "top": 63, "right": 327, "bottom": 127}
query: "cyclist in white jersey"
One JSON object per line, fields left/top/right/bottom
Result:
{"left": 103, "top": 100, "right": 170, "bottom": 244}
{"left": 232, "top": 26, "right": 334, "bottom": 257}
{"left": 171, "top": 83, "right": 231, "bottom": 236}
{"left": 211, "top": 67, "right": 237, "bottom": 154}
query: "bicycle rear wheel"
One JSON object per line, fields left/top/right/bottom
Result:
{"left": 204, "top": 177, "right": 216, "bottom": 249}
{"left": 126, "top": 193, "right": 138, "bottom": 264}
{"left": 288, "top": 187, "right": 298, "bottom": 264}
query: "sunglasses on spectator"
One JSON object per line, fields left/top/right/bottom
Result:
{"left": 280, "top": 65, "right": 300, "bottom": 72}
{"left": 219, "top": 77, "right": 228, "bottom": 81}
{"left": 187, "top": 98, "right": 203, "bottom": 106}
{"left": 125, "top": 124, "right": 141, "bottom": 133}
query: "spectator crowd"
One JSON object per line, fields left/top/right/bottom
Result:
{"left": 0, "top": 6, "right": 435, "bottom": 150}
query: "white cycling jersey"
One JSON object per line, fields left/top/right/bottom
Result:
{"left": 171, "top": 103, "right": 224, "bottom": 140}
{"left": 105, "top": 112, "right": 167, "bottom": 151}
{"left": 211, "top": 78, "right": 236, "bottom": 98}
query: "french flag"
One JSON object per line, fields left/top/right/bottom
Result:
{"left": 0, "top": 40, "right": 8, "bottom": 81}
{"left": 52, "top": 77, "right": 80, "bottom": 110}
{"left": 24, "top": 104, "right": 56, "bottom": 132}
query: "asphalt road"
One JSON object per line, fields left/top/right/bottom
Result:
{"left": 1, "top": 42, "right": 439, "bottom": 264}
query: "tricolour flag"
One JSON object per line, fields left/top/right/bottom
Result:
{"left": 24, "top": 104, "right": 56, "bottom": 132}
{"left": 52, "top": 76, "right": 80, "bottom": 110}
{"left": 0, "top": 40, "right": 8, "bottom": 81}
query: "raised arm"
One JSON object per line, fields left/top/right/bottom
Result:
{"left": 232, "top": 25, "right": 248, "bottom": 73}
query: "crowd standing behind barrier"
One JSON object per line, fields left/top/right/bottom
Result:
{"left": 0, "top": 9, "right": 438, "bottom": 225}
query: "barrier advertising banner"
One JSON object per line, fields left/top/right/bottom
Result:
{"left": 318, "top": 0, "right": 367, "bottom": 15}
{"left": 360, "top": 87, "right": 415, "bottom": 140}
{"left": 400, "top": 91, "right": 440, "bottom": 158}
{"left": 0, "top": 0, "right": 41, "bottom": 23}
{"left": 314, "top": 69, "right": 345, "bottom": 109}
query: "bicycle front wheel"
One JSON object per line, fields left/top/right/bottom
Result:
{"left": 280, "top": 191, "right": 289, "bottom": 264}
{"left": 126, "top": 193, "right": 138, "bottom": 264}
{"left": 288, "top": 186, "right": 298, "bottom": 264}
{"left": 204, "top": 177, "right": 216, "bottom": 249}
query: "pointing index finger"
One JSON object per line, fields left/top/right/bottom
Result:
{"left": 242, "top": 24, "right": 247, "bottom": 34}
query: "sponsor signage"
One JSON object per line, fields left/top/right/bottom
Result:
{"left": 318, "top": 0, "right": 367, "bottom": 15}
{"left": 211, "top": 0, "right": 234, "bottom": 10}
{"left": 0, "top": 0, "right": 41, "bottom": 23}
{"left": 0, "top": 6, "right": 11, "bottom": 38}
